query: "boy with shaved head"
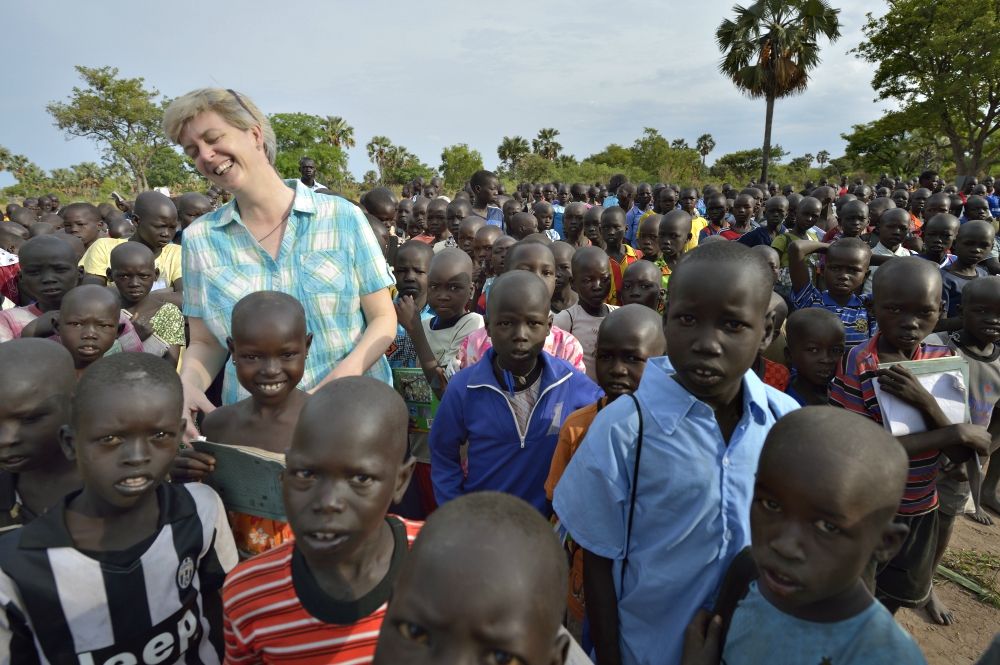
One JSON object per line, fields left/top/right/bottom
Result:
{"left": 430, "top": 271, "right": 601, "bottom": 515}
{"left": 831, "top": 258, "right": 992, "bottom": 625}
{"left": 373, "top": 492, "right": 591, "bottom": 665}
{"left": 221, "top": 377, "right": 420, "bottom": 664}
{"left": 682, "top": 407, "right": 925, "bottom": 664}
{"left": 81, "top": 191, "right": 183, "bottom": 306}
{"left": 173, "top": 191, "right": 213, "bottom": 244}
{"left": 0, "top": 339, "right": 81, "bottom": 531}
{"left": 556, "top": 241, "right": 799, "bottom": 665}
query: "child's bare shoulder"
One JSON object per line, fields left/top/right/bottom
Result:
{"left": 201, "top": 399, "right": 252, "bottom": 441}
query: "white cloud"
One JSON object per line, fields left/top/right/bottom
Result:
{"left": 0, "top": 0, "right": 892, "bottom": 188}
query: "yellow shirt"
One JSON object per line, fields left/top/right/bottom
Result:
{"left": 81, "top": 238, "right": 183, "bottom": 290}
{"left": 686, "top": 216, "right": 709, "bottom": 252}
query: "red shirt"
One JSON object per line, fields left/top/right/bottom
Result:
{"left": 223, "top": 517, "right": 422, "bottom": 665}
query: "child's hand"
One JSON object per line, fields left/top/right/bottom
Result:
{"left": 681, "top": 610, "right": 723, "bottom": 665}
{"left": 393, "top": 295, "right": 419, "bottom": 333}
{"left": 952, "top": 423, "right": 992, "bottom": 456}
{"left": 170, "top": 446, "right": 215, "bottom": 483}
{"left": 876, "top": 365, "right": 937, "bottom": 413}
{"left": 130, "top": 312, "right": 154, "bottom": 341}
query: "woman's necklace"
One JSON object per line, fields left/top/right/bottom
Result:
{"left": 249, "top": 198, "right": 295, "bottom": 245}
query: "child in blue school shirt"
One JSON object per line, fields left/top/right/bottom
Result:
{"left": 553, "top": 242, "right": 799, "bottom": 665}
{"left": 680, "top": 408, "right": 926, "bottom": 665}
{"left": 429, "top": 272, "right": 602, "bottom": 517}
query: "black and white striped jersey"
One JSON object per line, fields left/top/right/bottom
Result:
{"left": 0, "top": 482, "right": 238, "bottom": 665}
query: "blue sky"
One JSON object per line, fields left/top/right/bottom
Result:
{"left": 0, "top": 0, "right": 892, "bottom": 188}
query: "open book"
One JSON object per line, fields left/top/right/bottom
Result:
{"left": 190, "top": 439, "right": 287, "bottom": 521}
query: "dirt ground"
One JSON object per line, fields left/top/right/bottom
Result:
{"left": 897, "top": 505, "right": 1000, "bottom": 664}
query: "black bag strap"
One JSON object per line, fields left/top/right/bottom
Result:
{"left": 710, "top": 546, "right": 758, "bottom": 643}
{"left": 621, "top": 393, "right": 644, "bottom": 588}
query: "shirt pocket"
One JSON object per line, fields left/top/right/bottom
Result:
{"left": 300, "top": 251, "right": 349, "bottom": 294}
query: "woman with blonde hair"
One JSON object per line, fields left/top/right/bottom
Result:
{"left": 162, "top": 88, "right": 396, "bottom": 438}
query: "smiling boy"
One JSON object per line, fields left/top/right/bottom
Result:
{"left": 0, "top": 353, "right": 238, "bottom": 665}
{"left": 221, "top": 377, "right": 419, "bottom": 664}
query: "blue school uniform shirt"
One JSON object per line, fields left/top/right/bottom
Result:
{"left": 986, "top": 193, "right": 1000, "bottom": 219}
{"left": 737, "top": 225, "right": 785, "bottom": 248}
{"left": 473, "top": 206, "right": 505, "bottom": 229}
{"left": 552, "top": 203, "right": 566, "bottom": 238}
{"left": 791, "top": 282, "right": 873, "bottom": 347}
{"left": 604, "top": 194, "right": 619, "bottom": 208}
{"left": 722, "top": 582, "right": 927, "bottom": 665}
{"left": 552, "top": 357, "right": 799, "bottom": 665}
{"left": 624, "top": 205, "right": 646, "bottom": 247}
{"left": 941, "top": 267, "right": 988, "bottom": 318}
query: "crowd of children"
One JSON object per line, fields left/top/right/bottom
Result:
{"left": 0, "top": 168, "right": 999, "bottom": 665}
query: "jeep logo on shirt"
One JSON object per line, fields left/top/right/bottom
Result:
{"left": 76, "top": 603, "right": 201, "bottom": 665}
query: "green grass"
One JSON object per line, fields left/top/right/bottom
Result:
{"left": 938, "top": 549, "right": 1000, "bottom": 610}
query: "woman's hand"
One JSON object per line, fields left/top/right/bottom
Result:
{"left": 181, "top": 376, "right": 216, "bottom": 442}
{"left": 170, "top": 447, "right": 216, "bottom": 483}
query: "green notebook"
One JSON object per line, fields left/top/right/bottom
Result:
{"left": 392, "top": 367, "right": 440, "bottom": 432}
{"left": 190, "top": 439, "right": 286, "bottom": 521}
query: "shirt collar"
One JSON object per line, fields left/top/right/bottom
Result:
{"left": 18, "top": 484, "right": 195, "bottom": 550}
{"left": 467, "top": 347, "right": 569, "bottom": 391}
{"left": 210, "top": 178, "right": 318, "bottom": 228}
{"left": 637, "top": 357, "right": 770, "bottom": 435}
{"left": 821, "top": 289, "right": 863, "bottom": 308}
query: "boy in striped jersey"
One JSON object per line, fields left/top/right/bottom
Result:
{"left": 222, "top": 377, "right": 420, "bottom": 664}
{"left": 830, "top": 258, "right": 991, "bottom": 623}
{"left": 0, "top": 352, "right": 239, "bottom": 665}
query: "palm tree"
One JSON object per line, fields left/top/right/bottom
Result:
{"left": 321, "top": 116, "right": 356, "bottom": 150}
{"left": 0, "top": 145, "right": 11, "bottom": 173}
{"left": 671, "top": 138, "right": 690, "bottom": 150}
{"left": 366, "top": 136, "right": 393, "bottom": 183}
{"left": 816, "top": 149, "right": 830, "bottom": 169}
{"left": 716, "top": 0, "right": 841, "bottom": 183}
{"left": 498, "top": 136, "right": 530, "bottom": 176}
{"left": 532, "top": 128, "right": 563, "bottom": 160}
{"left": 696, "top": 134, "right": 717, "bottom": 168}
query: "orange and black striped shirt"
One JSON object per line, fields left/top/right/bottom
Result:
{"left": 222, "top": 516, "right": 422, "bottom": 664}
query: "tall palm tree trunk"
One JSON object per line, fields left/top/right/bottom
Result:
{"left": 760, "top": 91, "right": 776, "bottom": 184}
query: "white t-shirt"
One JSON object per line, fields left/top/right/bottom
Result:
{"left": 422, "top": 313, "right": 485, "bottom": 368}
{"left": 552, "top": 303, "right": 618, "bottom": 381}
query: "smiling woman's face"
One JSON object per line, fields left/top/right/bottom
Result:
{"left": 178, "top": 110, "right": 265, "bottom": 194}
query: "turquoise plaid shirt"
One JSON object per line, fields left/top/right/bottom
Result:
{"left": 182, "top": 179, "right": 395, "bottom": 405}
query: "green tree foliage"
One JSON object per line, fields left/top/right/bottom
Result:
{"left": 440, "top": 143, "right": 484, "bottom": 189}
{"left": 711, "top": 145, "right": 787, "bottom": 182}
{"left": 146, "top": 147, "right": 202, "bottom": 189}
{"left": 498, "top": 136, "right": 530, "bottom": 177}
{"left": 270, "top": 113, "right": 347, "bottom": 186}
{"left": 46, "top": 66, "right": 171, "bottom": 192}
{"left": 586, "top": 144, "right": 633, "bottom": 169}
{"left": 853, "top": 0, "right": 1000, "bottom": 176}
{"left": 532, "top": 128, "right": 562, "bottom": 160}
{"left": 320, "top": 116, "right": 355, "bottom": 150}
{"left": 696, "top": 134, "right": 717, "bottom": 167}
{"left": 816, "top": 150, "right": 830, "bottom": 169}
{"left": 841, "top": 114, "right": 952, "bottom": 177}
{"left": 716, "top": 0, "right": 841, "bottom": 183}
